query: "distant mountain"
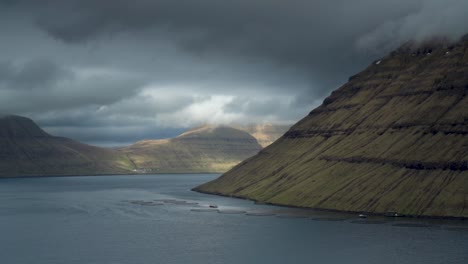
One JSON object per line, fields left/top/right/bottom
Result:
{"left": 0, "top": 116, "right": 272, "bottom": 177}
{"left": 235, "top": 123, "right": 290, "bottom": 147}
{"left": 195, "top": 36, "right": 468, "bottom": 218}
{"left": 119, "top": 125, "right": 262, "bottom": 173}
{"left": 0, "top": 115, "right": 133, "bottom": 177}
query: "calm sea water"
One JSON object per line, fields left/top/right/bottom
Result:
{"left": 0, "top": 174, "right": 467, "bottom": 264}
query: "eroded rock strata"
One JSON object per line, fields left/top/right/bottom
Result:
{"left": 195, "top": 36, "right": 468, "bottom": 218}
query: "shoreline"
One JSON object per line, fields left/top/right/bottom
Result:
{"left": 3, "top": 172, "right": 465, "bottom": 220}
{"left": 0, "top": 172, "right": 221, "bottom": 180}
{"left": 192, "top": 188, "right": 468, "bottom": 221}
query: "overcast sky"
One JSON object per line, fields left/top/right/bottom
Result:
{"left": 1, "top": 0, "right": 467, "bottom": 146}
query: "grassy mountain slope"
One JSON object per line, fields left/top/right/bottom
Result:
{"left": 235, "top": 123, "right": 290, "bottom": 147}
{"left": 0, "top": 115, "right": 134, "bottom": 177}
{"left": 195, "top": 37, "right": 468, "bottom": 218}
{"left": 120, "top": 125, "right": 262, "bottom": 173}
{"left": 0, "top": 116, "right": 267, "bottom": 176}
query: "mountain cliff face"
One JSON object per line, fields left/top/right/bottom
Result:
{"left": 0, "top": 115, "right": 134, "bottom": 177}
{"left": 120, "top": 125, "right": 262, "bottom": 173}
{"left": 195, "top": 36, "right": 468, "bottom": 218}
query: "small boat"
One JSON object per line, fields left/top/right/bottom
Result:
{"left": 384, "top": 211, "right": 404, "bottom": 217}
{"left": 358, "top": 214, "right": 367, "bottom": 218}
{"left": 209, "top": 204, "right": 218, "bottom": 208}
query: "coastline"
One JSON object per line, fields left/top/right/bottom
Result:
{"left": 192, "top": 188, "right": 468, "bottom": 221}
{"left": 3, "top": 171, "right": 465, "bottom": 220}
{"left": 0, "top": 172, "right": 221, "bottom": 180}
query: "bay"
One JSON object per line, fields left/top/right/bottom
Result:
{"left": 0, "top": 174, "right": 467, "bottom": 264}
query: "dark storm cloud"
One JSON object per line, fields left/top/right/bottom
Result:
{"left": 32, "top": 108, "right": 187, "bottom": 146}
{"left": 0, "top": 59, "right": 71, "bottom": 90}
{"left": 32, "top": 94, "right": 196, "bottom": 128}
{"left": 11, "top": 0, "right": 467, "bottom": 94}
{"left": 0, "top": 58, "right": 146, "bottom": 113}
{"left": 1, "top": 0, "right": 467, "bottom": 146}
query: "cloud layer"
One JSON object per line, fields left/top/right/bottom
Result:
{"left": 1, "top": 0, "right": 467, "bottom": 145}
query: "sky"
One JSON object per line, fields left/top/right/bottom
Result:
{"left": 1, "top": 0, "right": 467, "bottom": 146}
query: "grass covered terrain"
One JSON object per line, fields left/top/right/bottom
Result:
{"left": 120, "top": 125, "right": 262, "bottom": 173}
{"left": 195, "top": 36, "right": 468, "bottom": 218}
{"left": 0, "top": 115, "right": 134, "bottom": 177}
{"left": 0, "top": 117, "right": 268, "bottom": 176}
{"left": 235, "top": 124, "right": 290, "bottom": 147}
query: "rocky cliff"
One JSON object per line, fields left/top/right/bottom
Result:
{"left": 195, "top": 36, "right": 468, "bottom": 218}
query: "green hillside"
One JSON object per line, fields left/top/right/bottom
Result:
{"left": 120, "top": 125, "right": 262, "bottom": 173}
{"left": 0, "top": 116, "right": 270, "bottom": 177}
{"left": 235, "top": 123, "right": 290, "bottom": 147}
{"left": 195, "top": 36, "right": 468, "bottom": 218}
{"left": 0, "top": 115, "right": 134, "bottom": 177}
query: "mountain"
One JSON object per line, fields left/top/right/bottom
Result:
{"left": 0, "top": 116, "right": 265, "bottom": 177}
{"left": 194, "top": 36, "right": 468, "bottom": 218}
{"left": 119, "top": 125, "right": 262, "bottom": 173}
{"left": 235, "top": 123, "right": 291, "bottom": 147}
{"left": 0, "top": 115, "right": 134, "bottom": 177}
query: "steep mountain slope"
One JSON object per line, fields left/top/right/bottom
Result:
{"left": 120, "top": 125, "right": 262, "bottom": 173}
{"left": 235, "top": 123, "right": 290, "bottom": 147}
{"left": 195, "top": 36, "right": 468, "bottom": 218}
{"left": 0, "top": 115, "right": 134, "bottom": 177}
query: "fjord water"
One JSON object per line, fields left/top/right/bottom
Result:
{"left": 0, "top": 175, "right": 467, "bottom": 264}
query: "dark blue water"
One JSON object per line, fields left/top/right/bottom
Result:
{"left": 0, "top": 174, "right": 467, "bottom": 264}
